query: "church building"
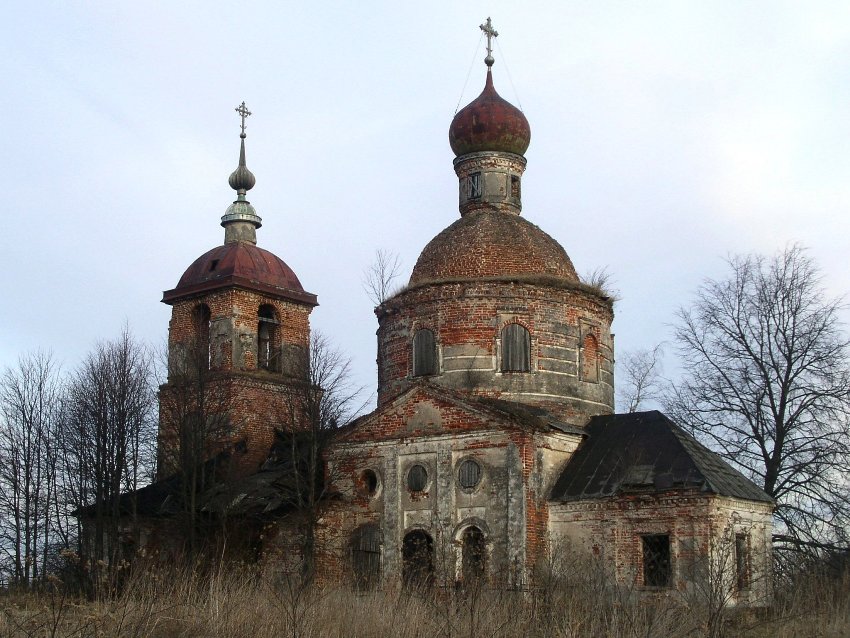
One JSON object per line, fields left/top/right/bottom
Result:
{"left": 146, "top": 20, "right": 773, "bottom": 602}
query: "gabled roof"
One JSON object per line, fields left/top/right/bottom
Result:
{"left": 550, "top": 410, "right": 773, "bottom": 504}
{"left": 340, "top": 381, "right": 584, "bottom": 441}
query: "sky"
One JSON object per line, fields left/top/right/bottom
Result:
{"left": 2, "top": 2, "right": 849, "bottom": 408}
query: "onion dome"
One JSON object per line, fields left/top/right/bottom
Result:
{"left": 409, "top": 210, "right": 578, "bottom": 286}
{"left": 162, "top": 242, "right": 316, "bottom": 305}
{"left": 449, "top": 69, "right": 530, "bottom": 157}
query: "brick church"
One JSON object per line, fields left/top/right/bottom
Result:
{"left": 137, "top": 21, "right": 773, "bottom": 601}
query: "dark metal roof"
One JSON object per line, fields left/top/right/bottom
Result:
{"left": 550, "top": 410, "right": 773, "bottom": 504}
{"left": 163, "top": 242, "right": 317, "bottom": 306}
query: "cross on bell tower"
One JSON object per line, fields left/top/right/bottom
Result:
{"left": 235, "top": 101, "right": 252, "bottom": 138}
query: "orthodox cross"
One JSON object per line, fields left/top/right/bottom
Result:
{"left": 480, "top": 17, "right": 498, "bottom": 58}
{"left": 235, "top": 101, "right": 252, "bottom": 136}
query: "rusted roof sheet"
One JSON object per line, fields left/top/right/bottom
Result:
{"left": 162, "top": 242, "right": 317, "bottom": 306}
{"left": 550, "top": 410, "right": 773, "bottom": 504}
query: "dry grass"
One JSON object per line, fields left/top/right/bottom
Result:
{"left": 0, "top": 562, "right": 847, "bottom": 638}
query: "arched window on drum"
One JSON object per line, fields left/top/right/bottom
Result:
{"left": 501, "top": 323, "right": 530, "bottom": 372}
{"left": 413, "top": 329, "right": 437, "bottom": 377}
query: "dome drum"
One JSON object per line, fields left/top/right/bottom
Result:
{"left": 454, "top": 152, "right": 526, "bottom": 216}
{"left": 376, "top": 281, "right": 614, "bottom": 424}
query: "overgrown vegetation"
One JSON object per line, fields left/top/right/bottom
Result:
{"left": 0, "top": 554, "right": 847, "bottom": 638}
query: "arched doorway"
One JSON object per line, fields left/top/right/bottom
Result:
{"left": 402, "top": 530, "right": 434, "bottom": 588}
{"left": 461, "top": 526, "right": 486, "bottom": 585}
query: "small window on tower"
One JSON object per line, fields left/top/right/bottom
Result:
{"left": 510, "top": 175, "right": 520, "bottom": 198}
{"left": 501, "top": 323, "right": 530, "bottom": 373}
{"left": 469, "top": 172, "right": 482, "bottom": 199}
{"left": 413, "top": 329, "right": 437, "bottom": 377}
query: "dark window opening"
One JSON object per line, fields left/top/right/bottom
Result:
{"left": 469, "top": 172, "right": 482, "bottom": 199}
{"left": 735, "top": 534, "right": 749, "bottom": 591}
{"left": 258, "top": 305, "right": 280, "bottom": 371}
{"left": 351, "top": 524, "right": 381, "bottom": 590}
{"left": 458, "top": 459, "right": 481, "bottom": 489}
{"left": 209, "top": 259, "right": 220, "bottom": 272}
{"left": 510, "top": 175, "right": 520, "bottom": 198}
{"left": 642, "top": 534, "right": 672, "bottom": 587}
{"left": 403, "top": 530, "right": 434, "bottom": 588}
{"left": 501, "top": 323, "right": 530, "bottom": 372}
{"left": 407, "top": 464, "right": 428, "bottom": 492}
{"left": 192, "top": 304, "right": 212, "bottom": 370}
{"left": 360, "top": 469, "right": 378, "bottom": 496}
{"left": 461, "top": 526, "right": 486, "bottom": 585}
{"left": 413, "top": 329, "right": 437, "bottom": 377}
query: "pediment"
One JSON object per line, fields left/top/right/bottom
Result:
{"left": 338, "top": 383, "right": 521, "bottom": 443}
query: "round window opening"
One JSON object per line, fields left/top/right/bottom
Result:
{"left": 458, "top": 459, "right": 482, "bottom": 489}
{"left": 407, "top": 464, "right": 428, "bottom": 492}
{"left": 361, "top": 469, "right": 378, "bottom": 496}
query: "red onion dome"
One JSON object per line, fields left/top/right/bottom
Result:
{"left": 449, "top": 70, "right": 531, "bottom": 157}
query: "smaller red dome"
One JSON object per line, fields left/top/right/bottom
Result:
{"left": 449, "top": 70, "right": 530, "bottom": 157}
{"left": 162, "top": 242, "right": 316, "bottom": 305}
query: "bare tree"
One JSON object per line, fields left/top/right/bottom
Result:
{"left": 157, "top": 328, "right": 234, "bottom": 557}
{"left": 667, "top": 245, "right": 850, "bottom": 553}
{"left": 278, "top": 331, "right": 367, "bottom": 581}
{"left": 0, "top": 351, "right": 63, "bottom": 586}
{"left": 616, "top": 344, "right": 665, "bottom": 413}
{"left": 62, "top": 328, "right": 155, "bottom": 577}
{"left": 363, "top": 248, "right": 402, "bottom": 306}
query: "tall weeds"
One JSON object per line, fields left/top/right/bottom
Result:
{"left": 0, "top": 559, "right": 846, "bottom": 637}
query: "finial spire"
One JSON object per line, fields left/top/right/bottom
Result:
{"left": 480, "top": 17, "right": 498, "bottom": 67}
{"left": 222, "top": 101, "right": 262, "bottom": 244}
{"left": 228, "top": 102, "right": 257, "bottom": 197}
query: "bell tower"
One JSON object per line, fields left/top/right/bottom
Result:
{"left": 157, "top": 103, "right": 317, "bottom": 480}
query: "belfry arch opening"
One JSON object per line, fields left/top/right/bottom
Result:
{"left": 258, "top": 304, "right": 280, "bottom": 371}
{"left": 402, "top": 530, "right": 434, "bottom": 588}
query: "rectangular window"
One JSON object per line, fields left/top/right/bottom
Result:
{"left": 735, "top": 534, "right": 749, "bottom": 590}
{"left": 469, "top": 172, "right": 482, "bottom": 199}
{"left": 642, "top": 534, "right": 672, "bottom": 587}
{"left": 510, "top": 175, "right": 520, "bottom": 198}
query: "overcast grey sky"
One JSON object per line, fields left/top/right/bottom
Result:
{"left": 2, "top": 2, "right": 849, "bottom": 406}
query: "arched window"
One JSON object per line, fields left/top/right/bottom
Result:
{"left": 351, "top": 524, "right": 381, "bottom": 589}
{"left": 192, "top": 304, "right": 211, "bottom": 370}
{"left": 403, "top": 530, "right": 434, "bottom": 588}
{"left": 258, "top": 305, "right": 279, "bottom": 371}
{"left": 461, "top": 526, "right": 486, "bottom": 585}
{"left": 501, "top": 323, "right": 530, "bottom": 372}
{"left": 413, "top": 329, "right": 437, "bottom": 377}
{"left": 582, "top": 332, "right": 599, "bottom": 382}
